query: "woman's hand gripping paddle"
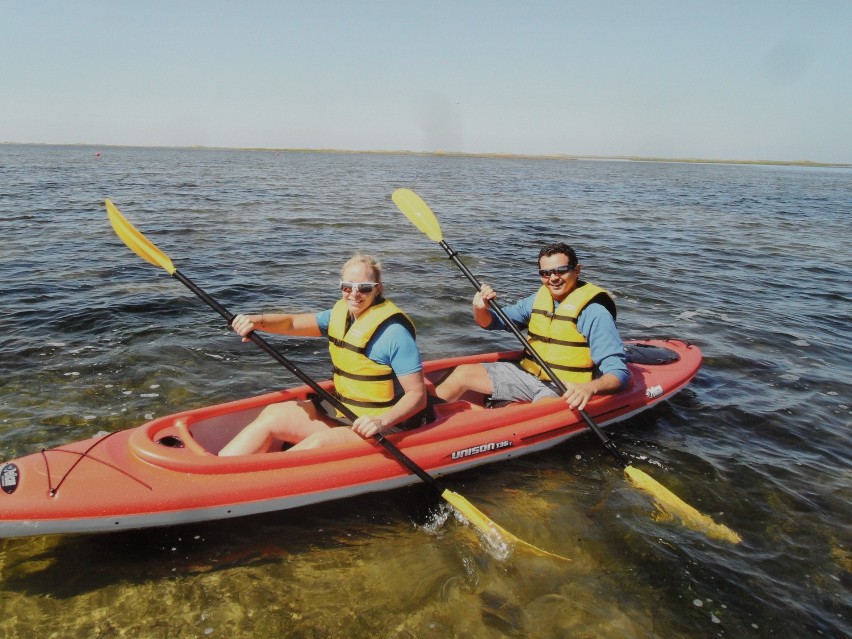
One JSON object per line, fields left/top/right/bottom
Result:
{"left": 392, "top": 188, "right": 741, "bottom": 544}
{"left": 105, "top": 199, "right": 568, "bottom": 560}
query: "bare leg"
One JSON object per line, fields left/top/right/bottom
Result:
{"left": 288, "top": 426, "right": 366, "bottom": 452}
{"left": 434, "top": 363, "right": 494, "bottom": 402}
{"left": 218, "top": 399, "right": 333, "bottom": 456}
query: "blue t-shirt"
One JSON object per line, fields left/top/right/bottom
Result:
{"left": 316, "top": 309, "right": 423, "bottom": 377}
{"left": 484, "top": 293, "right": 630, "bottom": 388}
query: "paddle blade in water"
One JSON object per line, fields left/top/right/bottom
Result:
{"left": 105, "top": 199, "right": 176, "bottom": 275}
{"left": 392, "top": 188, "right": 444, "bottom": 242}
{"left": 441, "top": 489, "right": 569, "bottom": 561}
{"left": 624, "top": 465, "right": 742, "bottom": 544}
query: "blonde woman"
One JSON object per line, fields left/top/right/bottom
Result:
{"left": 219, "top": 253, "right": 432, "bottom": 456}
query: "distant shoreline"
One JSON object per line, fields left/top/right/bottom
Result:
{"left": 3, "top": 141, "right": 849, "bottom": 169}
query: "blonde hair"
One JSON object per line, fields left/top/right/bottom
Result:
{"left": 340, "top": 253, "right": 382, "bottom": 281}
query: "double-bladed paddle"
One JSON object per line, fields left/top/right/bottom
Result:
{"left": 105, "top": 199, "right": 567, "bottom": 560}
{"left": 392, "top": 188, "right": 741, "bottom": 544}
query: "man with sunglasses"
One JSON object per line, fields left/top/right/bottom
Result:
{"left": 435, "top": 242, "right": 629, "bottom": 410}
{"left": 219, "top": 253, "right": 432, "bottom": 456}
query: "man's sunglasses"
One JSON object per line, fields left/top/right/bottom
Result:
{"left": 538, "top": 264, "right": 575, "bottom": 278}
{"left": 339, "top": 281, "right": 381, "bottom": 294}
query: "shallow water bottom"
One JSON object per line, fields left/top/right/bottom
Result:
{"left": 0, "top": 456, "right": 783, "bottom": 639}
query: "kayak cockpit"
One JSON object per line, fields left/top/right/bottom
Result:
{"left": 137, "top": 350, "right": 522, "bottom": 461}
{"left": 128, "top": 341, "right": 696, "bottom": 474}
{"left": 127, "top": 386, "right": 493, "bottom": 474}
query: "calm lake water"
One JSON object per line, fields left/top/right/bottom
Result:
{"left": 0, "top": 144, "right": 849, "bottom": 638}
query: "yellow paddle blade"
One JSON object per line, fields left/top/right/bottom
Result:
{"left": 105, "top": 199, "right": 176, "bottom": 275}
{"left": 392, "top": 188, "right": 444, "bottom": 242}
{"left": 441, "top": 489, "right": 569, "bottom": 561}
{"left": 624, "top": 465, "right": 742, "bottom": 544}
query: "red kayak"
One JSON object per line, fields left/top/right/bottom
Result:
{"left": 0, "top": 339, "right": 700, "bottom": 539}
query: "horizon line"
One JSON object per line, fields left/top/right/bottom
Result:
{"left": 2, "top": 141, "right": 849, "bottom": 169}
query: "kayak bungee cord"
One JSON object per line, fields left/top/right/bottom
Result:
{"left": 104, "top": 199, "right": 568, "bottom": 561}
{"left": 41, "top": 432, "right": 152, "bottom": 496}
{"left": 392, "top": 188, "right": 742, "bottom": 544}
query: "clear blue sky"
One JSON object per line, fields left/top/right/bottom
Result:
{"left": 2, "top": 1, "right": 850, "bottom": 163}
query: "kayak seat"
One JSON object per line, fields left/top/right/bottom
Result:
{"left": 175, "top": 419, "right": 214, "bottom": 456}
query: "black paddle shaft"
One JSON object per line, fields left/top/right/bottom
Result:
{"left": 171, "top": 269, "right": 446, "bottom": 492}
{"left": 437, "top": 240, "right": 630, "bottom": 469}
{"left": 172, "top": 270, "right": 344, "bottom": 411}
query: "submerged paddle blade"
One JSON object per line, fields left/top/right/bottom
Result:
{"left": 105, "top": 199, "right": 176, "bottom": 275}
{"left": 441, "top": 489, "right": 569, "bottom": 561}
{"left": 624, "top": 465, "right": 742, "bottom": 544}
{"left": 392, "top": 188, "right": 444, "bottom": 242}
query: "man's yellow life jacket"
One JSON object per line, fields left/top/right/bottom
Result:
{"left": 519, "top": 282, "right": 616, "bottom": 384}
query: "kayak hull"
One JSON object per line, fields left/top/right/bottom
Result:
{"left": 0, "top": 339, "right": 701, "bottom": 538}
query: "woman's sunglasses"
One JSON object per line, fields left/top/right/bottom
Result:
{"left": 339, "top": 281, "right": 380, "bottom": 294}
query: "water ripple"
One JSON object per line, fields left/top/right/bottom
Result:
{"left": 1, "top": 145, "right": 850, "bottom": 638}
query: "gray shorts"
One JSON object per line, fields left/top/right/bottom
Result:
{"left": 483, "top": 362, "right": 560, "bottom": 403}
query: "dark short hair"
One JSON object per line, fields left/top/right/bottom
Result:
{"left": 538, "top": 242, "right": 577, "bottom": 266}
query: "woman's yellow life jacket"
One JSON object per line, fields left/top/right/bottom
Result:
{"left": 327, "top": 298, "right": 416, "bottom": 417}
{"left": 519, "top": 282, "right": 616, "bottom": 384}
